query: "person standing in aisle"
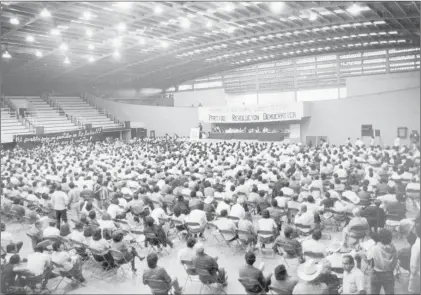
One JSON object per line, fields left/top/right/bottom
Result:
{"left": 51, "top": 184, "right": 69, "bottom": 229}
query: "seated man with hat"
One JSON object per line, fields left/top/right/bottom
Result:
{"left": 292, "top": 259, "right": 328, "bottom": 294}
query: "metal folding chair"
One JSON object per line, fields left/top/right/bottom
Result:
{"left": 108, "top": 249, "right": 133, "bottom": 281}
{"left": 185, "top": 222, "right": 206, "bottom": 241}
{"left": 87, "top": 247, "right": 114, "bottom": 280}
{"left": 181, "top": 259, "right": 201, "bottom": 289}
{"left": 144, "top": 232, "right": 170, "bottom": 255}
{"left": 257, "top": 230, "right": 276, "bottom": 258}
{"left": 238, "top": 277, "right": 266, "bottom": 295}
{"left": 237, "top": 229, "right": 257, "bottom": 253}
{"left": 171, "top": 219, "right": 187, "bottom": 241}
{"left": 207, "top": 222, "right": 224, "bottom": 244}
{"left": 195, "top": 267, "right": 226, "bottom": 295}
{"left": 218, "top": 229, "right": 242, "bottom": 254}
{"left": 50, "top": 261, "right": 80, "bottom": 291}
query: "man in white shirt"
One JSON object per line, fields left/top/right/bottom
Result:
{"left": 340, "top": 255, "right": 365, "bottom": 294}
{"left": 51, "top": 185, "right": 69, "bottom": 229}
{"left": 151, "top": 206, "right": 168, "bottom": 225}
{"left": 294, "top": 204, "right": 315, "bottom": 233}
{"left": 43, "top": 221, "right": 60, "bottom": 238}
{"left": 107, "top": 199, "right": 124, "bottom": 219}
{"left": 230, "top": 198, "right": 246, "bottom": 220}
{"left": 1, "top": 223, "right": 24, "bottom": 253}
{"left": 185, "top": 203, "right": 207, "bottom": 236}
{"left": 213, "top": 209, "right": 238, "bottom": 241}
{"left": 26, "top": 246, "right": 51, "bottom": 276}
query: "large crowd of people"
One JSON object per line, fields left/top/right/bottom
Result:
{"left": 0, "top": 137, "right": 420, "bottom": 295}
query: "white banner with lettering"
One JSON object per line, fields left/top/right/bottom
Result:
{"left": 198, "top": 103, "right": 303, "bottom": 123}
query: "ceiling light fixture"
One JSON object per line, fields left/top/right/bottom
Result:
{"left": 269, "top": 2, "right": 285, "bottom": 14}
{"left": 51, "top": 28, "right": 60, "bottom": 36}
{"left": 40, "top": 8, "right": 51, "bottom": 18}
{"left": 26, "top": 35, "right": 35, "bottom": 42}
{"left": 88, "top": 56, "right": 94, "bottom": 62}
{"left": 160, "top": 40, "right": 169, "bottom": 48}
{"left": 83, "top": 11, "right": 91, "bottom": 20}
{"left": 347, "top": 3, "right": 362, "bottom": 15}
{"left": 117, "top": 22, "right": 126, "bottom": 32}
{"left": 138, "top": 37, "right": 145, "bottom": 45}
{"left": 112, "top": 37, "right": 122, "bottom": 47}
{"left": 10, "top": 17, "right": 19, "bottom": 25}
{"left": 64, "top": 57, "right": 70, "bottom": 64}
{"left": 206, "top": 21, "right": 213, "bottom": 28}
{"left": 35, "top": 50, "right": 43, "bottom": 57}
{"left": 309, "top": 12, "right": 318, "bottom": 21}
{"left": 115, "top": 2, "right": 132, "bottom": 9}
{"left": 2, "top": 50, "right": 11, "bottom": 59}
{"left": 88, "top": 44, "right": 95, "bottom": 50}
{"left": 113, "top": 50, "right": 120, "bottom": 58}
{"left": 154, "top": 5, "right": 163, "bottom": 15}
{"left": 60, "top": 43, "right": 68, "bottom": 51}
{"left": 179, "top": 18, "right": 191, "bottom": 29}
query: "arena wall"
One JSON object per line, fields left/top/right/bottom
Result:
{"left": 301, "top": 86, "right": 420, "bottom": 146}
{"left": 93, "top": 98, "right": 199, "bottom": 137}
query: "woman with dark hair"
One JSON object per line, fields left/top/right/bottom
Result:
{"left": 257, "top": 209, "right": 278, "bottom": 248}
{"left": 90, "top": 228, "right": 115, "bottom": 270}
{"left": 110, "top": 231, "right": 144, "bottom": 272}
{"left": 51, "top": 241, "right": 86, "bottom": 283}
{"left": 59, "top": 223, "right": 71, "bottom": 238}
{"left": 270, "top": 264, "right": 298, "bottom": 294}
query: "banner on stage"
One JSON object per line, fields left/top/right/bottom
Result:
{"left": 190, "top": 128, "right": 200, "bottom": 140}
{"left": 198, "top": 103, "right": 303, "bottom": 123}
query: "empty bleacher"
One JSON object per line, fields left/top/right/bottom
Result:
{"left": 25, "top": 97, "right": 79, "bottom": 133}
{"left": 51, "top": 96, "right": 122, "bottom": 129}
{"left": 1, "top": 108, "right": 33, "bottom": 143}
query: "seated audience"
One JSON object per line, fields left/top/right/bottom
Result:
{"left": 193, "top": 243, "right": 227, "bottom": 286}
{"left": 270, "top": 264, "right": 298, "bottom": 294}
{"left": 213, "top": 209, "right": 238, "bottom": 242}
{"left": 302, "top": 229, "right": 328, "bottom": 262}
{"left": 51, "top": 240, "right": 86, "bottom": 283}
{"left": 292, "top": 259, "right": 328, "bottom": 294}
{"left": 110, "top": 231, "right": 144, "bottom": 272}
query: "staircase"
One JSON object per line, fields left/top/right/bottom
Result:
{"left": 1, "top": 108, "right": 33, "bottom": 143}
{"left": 51, "top": 96, "right": 122, "bottom": 129}
{"left": 25, "top": 97, "right": 79, "bottom": 133}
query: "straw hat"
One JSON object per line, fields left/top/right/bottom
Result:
{"left": 297, "top": 259, "right": 323, "bottom": 282}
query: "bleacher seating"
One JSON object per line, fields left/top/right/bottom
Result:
{"left": 1, "top": 108, "right": 33, "bottom": 143}
{"left": 25, "top": 97, "right": 79, "bottom": 133}
{"left": 52, "top": 96, "right": 122, "bottom": 129}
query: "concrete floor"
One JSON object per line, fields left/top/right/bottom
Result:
{"left": 4, "top": 203, "right": 416, "bottom": 295}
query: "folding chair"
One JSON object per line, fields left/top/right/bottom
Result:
{"left": 108, "top": 249, "right": 133, "bottom": 280}
{"left": 170, "top": 219, "right": 187, "bottom": 241}
{"left": 287, "top": 208, "right": 299, "bottom": 224}
{"left": 144, "top": 278, "right": 173, "bottom": 295}
{"left": 237, "top": 229, "right": 257, "bottom": 252}
{"left": 227, "top": 215, "right": 240, "bottom": 225}
{"left": 256, "top": 230, "right": 276, "bottom": 258}
{"left": 218, "top": 229, "right": 242, "bottom": 254}
{"left": 144, "top": 232, "right": 169, "bottom": 255}
{"left": 181, "top": 260, "right": 201, "bottom": 289}
{"left": 50, "top": 261, "right": 80, "bottom": 291}
{"left": 207, "top": 222, "right": 224, "bottom": 243}
{"left": 129, "top": 229, "right": 145, "bottom": 251}
{"left": 185, "top": 222, "right": 207, "bottom": 241}
{"left": 87, "top": 247, "right": 114, "bottom": 280}
{"left": 247, "top": 202, "right": 258, "bottom": 215}
{"left": 238, "top": 277, "right": 266, "bottom": 295}
{"left": 294, "top": 223, "right": 313, "bottom": 239}
{"left": 195, "top": 267, "right": 226, "bottom": 295}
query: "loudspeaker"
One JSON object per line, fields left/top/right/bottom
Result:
{"left": 36, "top": 126, "right": 44, "bottom": 135}
{"left": 361, "top": 124, "right": 373, "bottom": 137}
{"left": 375, "top": 129, "right": 381, "bottom": 137}
{"left": 124, "top": 121, "right": 131, "bottom": 128}
{"left": 85, "top": 123, "right": 92, "bottom": 129}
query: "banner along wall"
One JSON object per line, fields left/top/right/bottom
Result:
{"left": 198, "top": 103, "right": 303, "bottom": 123}
{"left": 14, "top": 128, "right": 105, "bottom": 148}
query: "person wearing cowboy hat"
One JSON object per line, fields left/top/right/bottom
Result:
{"left": 292, "top": 259, "right": 328, "bottom": 294}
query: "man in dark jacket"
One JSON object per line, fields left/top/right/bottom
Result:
{"left": 362, "top": 199, "right": 385, "bottom": 233}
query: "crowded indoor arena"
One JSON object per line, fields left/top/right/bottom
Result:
{"left": 0, "top": 1, "right": 420, "bottom": 295}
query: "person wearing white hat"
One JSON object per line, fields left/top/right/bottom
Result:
{"left": 292, "top": 259, "right": 327, "bottom": 294}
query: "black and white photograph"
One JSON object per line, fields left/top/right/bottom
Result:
{"left": 0, "top": 1, "right": 420, "bottom": 294}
